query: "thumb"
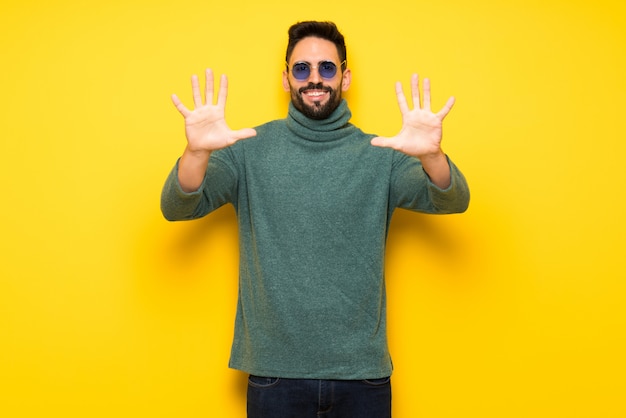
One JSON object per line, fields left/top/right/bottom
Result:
{"left": 233, "top": 128, "right": 257, "bottom": 141}
{"left": 370, "top": 136, "right": 393, "bottom": 148}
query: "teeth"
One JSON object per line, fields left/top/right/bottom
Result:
{"left": 306, "top": 91, "right": 326, "bottom": 96}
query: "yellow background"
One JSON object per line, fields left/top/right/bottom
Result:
{"left": 1, "top": 0, "right": 625, "bottom": 416}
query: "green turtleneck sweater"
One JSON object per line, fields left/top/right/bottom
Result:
{"left": 161, "top": 99, "right": 469, "bottom": 379}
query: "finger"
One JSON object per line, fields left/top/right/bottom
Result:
{"left": 437, "top": 96, "right": 456, "bottom": 120}
{"left": 423, "top": 78, "right": 431, "bottom": 110}
{"left": 204, "top": 69, "right": 215, "bottom": 105}
{"left": 232, "top": 128, "right": 257, "bottom": 141}
{"left": 395, "top": 81, "right": 410, "bottom": 115}
{"left": 191, "top": 74, "right": 203, "bottom": 108}
{"left": 411, "top": 74, "right": 421, "bottom": 109}
{"left": 370, "top": 136, "right": 397, "bottom": 150}
{"left": 217, "top": 74, "right": 228, "bottom": 107}
{"left": 171, "top": 94, "right": 190, "bottom": 117}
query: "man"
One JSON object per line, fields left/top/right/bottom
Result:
{"left": 161, "top": 21, "right": 469, "bottom": 418}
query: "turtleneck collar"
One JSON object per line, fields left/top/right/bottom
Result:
{"left": 286, "top": 99, "right": 357, "bottom": 142}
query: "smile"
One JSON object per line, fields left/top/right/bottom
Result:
{"left": 304, "top": 90, "right": 328, "bottom": 97}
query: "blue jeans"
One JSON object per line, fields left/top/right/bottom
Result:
{"left": 247, "top": 375, "right": 392, "bottom": 417}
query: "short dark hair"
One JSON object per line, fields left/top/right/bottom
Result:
{"left": 285, "top": 21, "right": 347, "bottom": 70}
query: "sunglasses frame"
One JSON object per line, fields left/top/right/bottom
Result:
{"left": 287, "top": 60, "right": 347, "bottom": 81}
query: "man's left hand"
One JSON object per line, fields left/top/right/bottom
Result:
{"left": 370, "top": 74, "right": 454, "bottom": 158}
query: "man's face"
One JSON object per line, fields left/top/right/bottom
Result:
{"left": 283, "top": 37, "right": 351, "bottom": 120}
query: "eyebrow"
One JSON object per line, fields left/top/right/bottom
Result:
{"left": 293, "top": 60, "right": 336, "bottom": 65}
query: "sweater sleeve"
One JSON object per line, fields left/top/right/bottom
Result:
{"left": 390, "top": 152, "right": 470, "bottom": 214}
{"left": 160, "top": 151, "right": 238, "bottom": 221}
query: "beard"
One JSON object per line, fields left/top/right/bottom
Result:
{"left": 290, "top": 82, "right": 342, "bottom": 120}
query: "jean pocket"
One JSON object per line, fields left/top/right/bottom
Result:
{"left": 248, "top": 375, "right": 281, "bottom": 388}
{"left": 363, "top": 376, "right": 391, "bottom": 386}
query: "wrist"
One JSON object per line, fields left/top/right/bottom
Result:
{"left": 418, "top": 149, "right": 446, "bottom": 164}
{"left": 183, "top": 145, "right": 212, "bottom": 159}
{"left": 178, "top": 146, "right": 212, "bottom": 193}
{"left": 419, "top": 151, "right": 451, "bottom": 189}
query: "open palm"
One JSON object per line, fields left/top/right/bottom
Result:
{"left": 171, "top": 69, "right": 256, "bottom": 152}
{"left": 370, "top": 74, "right": 454, "bottom": 158}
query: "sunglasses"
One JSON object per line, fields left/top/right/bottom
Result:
{"left": 287, "top": 60, "right": 346, "bottom": 80}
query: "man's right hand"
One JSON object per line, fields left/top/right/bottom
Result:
{"left": 172, "top": 69, "right": 256, "bottom": 192}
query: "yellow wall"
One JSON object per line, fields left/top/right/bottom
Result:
{"left": 1, "top": 0, "right": 625, "bottom": 416}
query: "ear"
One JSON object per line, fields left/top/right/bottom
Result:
{"left": 341, "top": 68, "right": 352, "bottom": 91}
{"left": 282, "top": 70, "right": 291, "bottom": 92}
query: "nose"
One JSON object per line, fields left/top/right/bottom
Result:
{"left": 308, "top": 66, "right": 322, "bottom": 83}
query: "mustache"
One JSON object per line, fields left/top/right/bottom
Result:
{"left": 298, "top": 83, "right": 333, "bottom": 94}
